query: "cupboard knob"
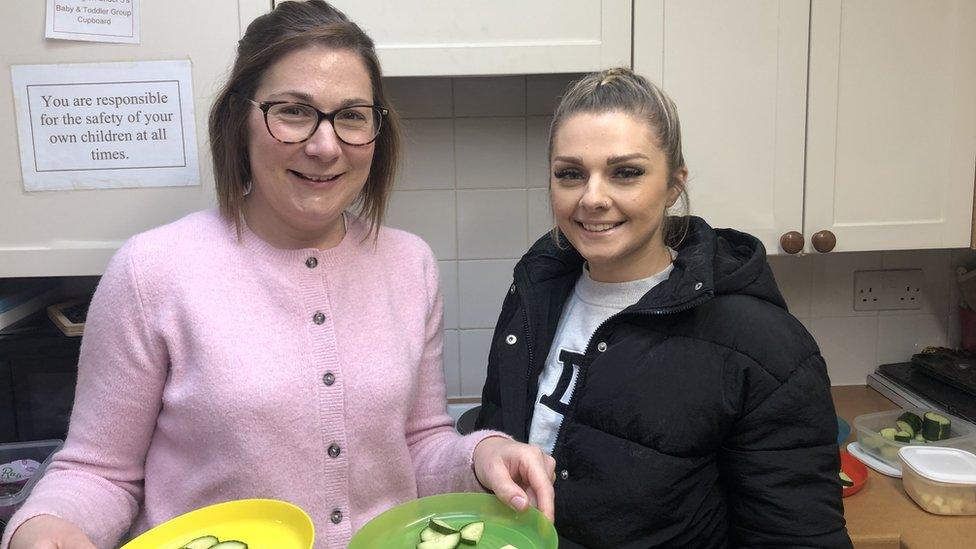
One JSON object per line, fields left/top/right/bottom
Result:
{"left": 779, "top": 231, "right": 804, "bottom": 254}
{"left": 812, "top": 230, "right": 837, "bottom": 253}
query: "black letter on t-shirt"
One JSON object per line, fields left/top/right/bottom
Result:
{"left": 539, "top": 349, "right": 584, "bottom": 414}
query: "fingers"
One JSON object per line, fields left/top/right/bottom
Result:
{"left": 521, "top": 451, "right": 556, "bottom": 523}
{"left": 473, "top": 438, "right": 557, "bottom": 523}
{"left": 484, "top": 460, "right": 531, "bottom": 513}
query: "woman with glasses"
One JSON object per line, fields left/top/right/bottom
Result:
{"left": 4, "top": 2, "right": 554, "bottom": 548}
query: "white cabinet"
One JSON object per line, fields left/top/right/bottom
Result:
{"left": 634, "top": 0, "right": 809, "bottom": 255}
{"left": 0, "top": 1, "right": 270, "bottom": 277}
{"left": 320, "top": 0, "right": 631, "bottom": 76}
{"left": 635, "top": 0, "right": 975, "bottom": 254}
{"left": 805, "top": 0, "right": 976, "bottom": 252}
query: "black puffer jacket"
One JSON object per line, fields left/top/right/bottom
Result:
{"left": 476, "top": 217, "right": 851, "bottom": 548}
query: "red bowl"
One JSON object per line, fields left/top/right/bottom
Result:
{"left": 839, "top": 448, "right": 868, "bottom": 497}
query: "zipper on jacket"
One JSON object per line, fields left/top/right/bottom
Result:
{"left": 520, "top": 304, "right": 535, "bottom": 383}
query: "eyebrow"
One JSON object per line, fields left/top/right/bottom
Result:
{"left": 552, "top": 153, "right": 650, "bottom": 165}
{"left": 552, "top": 155, "right": 582, "bottom": 164}
{"left": 264, "top": 90, "right": 373, "bottom": 108}
{"left": 607, "top": 153, "right": 649, "bottom": 165}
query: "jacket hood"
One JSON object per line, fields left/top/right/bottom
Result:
{"left": 515, "top": 216, "right": 788, "bottom": 313}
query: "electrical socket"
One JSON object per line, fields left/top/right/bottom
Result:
{"left": 853, "top": 269, "right": 925, "bottom": 311}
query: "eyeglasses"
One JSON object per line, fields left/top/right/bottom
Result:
{"left": 243, "top": 98, "right": 388, "bottom": 146}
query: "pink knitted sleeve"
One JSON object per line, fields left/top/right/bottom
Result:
{"left": 1, "top": 237, "right": 168, "bottom": 549}
{"left": 403, "top": 245, "right": 511, "bottom": 497}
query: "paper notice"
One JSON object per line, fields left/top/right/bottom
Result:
{"left": 46, "top": 0, "right": 140, "bottom": 44}
{"left": 11, "top": 60, "right": 199, "bottom": 191}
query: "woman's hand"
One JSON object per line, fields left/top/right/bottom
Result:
{"left": 472, "top": 436, "right": 556, "bottom": 523}
{"left": 9, "top": 515, "right": 96, "bottom": 549}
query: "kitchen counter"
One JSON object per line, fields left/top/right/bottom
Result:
{"left": 832, "top": 386, "right": 976, "bottom": 548}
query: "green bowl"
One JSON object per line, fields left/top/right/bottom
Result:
{"left": 349, "top": 492, "right": 557, "bottom": 549}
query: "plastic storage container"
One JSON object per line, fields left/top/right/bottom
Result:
{"left": 853, "top": 408, "right": 976, "bottom": 473}
{"left": 899, "top": 446, "right": 976, "bottom": 515}
{"left": 0, "top": 440, "right": 63, "bottom": 527}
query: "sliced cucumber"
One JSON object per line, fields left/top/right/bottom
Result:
{"left": 417, "top": 533, "right": 460, "bottom": 549}
{"left": 898, "top": 412, "right": 924, "bottom": 435}
{"left": 839, "top": 471, "right": 854, "bottom": 487}
{"left": 459, "top": 521, "right": 485, "bottom": 545}
{"left": 880, "top": 427, "right": 898, "bottom": 441}
{"left": 181, "top": 536, "right": 219, "bottom": 549}
{"left": 211, "top": 543, "right": 247, "bottom": 549}
{"left": 420, "top": 526, "right": 447, "bottom": 542}
{"left": 922, "top": 412, "right": 951, "bottom": 441}
{"left": 914, "top": 433, "right": 926, "bottom": 443}
{"left": 894, "top": 430, "right": 912, "bottom": 443}
{"left": 500, "top": 546, "right": 519, "bottom": 549}
{"left": 895, "top": 420, "right": 915, "bottom": 438}
{"left": 428, "top": 518, "right": 457, "bottom": 535}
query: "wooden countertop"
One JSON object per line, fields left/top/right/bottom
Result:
{"left": 832, "top": 386, "right": 976, "bottom": 548}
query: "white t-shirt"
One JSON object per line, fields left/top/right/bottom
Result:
{"left": 528, "top": 253, "right": 675, "bottom": 454}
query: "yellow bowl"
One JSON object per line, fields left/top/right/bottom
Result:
{"left": 120, "top": 498, "right": 314, "bottom": 549}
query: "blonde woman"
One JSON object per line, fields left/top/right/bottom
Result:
{"left": 477, "top": 68, "right": 850, "bottom": 548}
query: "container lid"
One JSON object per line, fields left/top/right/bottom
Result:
{"left": 898, "top": 446, "right": 976, "bottom": 484}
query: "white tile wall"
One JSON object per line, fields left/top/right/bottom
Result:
{"left": 384, "top": 77, "right": 452, "bottom": 118}
{"left": 525, "top": 116, "right": 552, "bottom": 188}
{"left": 438, "top": 260, "right": 459, "bottom": 330}
{"left": 788, "top": 249, "right": 970, "bottom": 387}
{"left": 767, "top": 254, "right": 813, "bottom": 319}
{"left": 527, "top": 188, "right": 553, "bottom": 244}
{"left": 459, "top": 259, "right": 518, "bottom": 328}
{"left": 443, "top": 329, "right": 461, "bottom": 397}
{"left": 455, "top": 118, "right": 527, "bottom": 189}
{"left": 385, "top": 190, "right": 456, "bottom": 259}
{"left": 382, "top": 75, "right": 976, "bottom": 397}
{"left": 807, "top": 316, "right": 880, "bottom": 386}
{"left": 457, "top": 190, "right": 528, "bottom": 259}
{"left": 398, "top": 119, "right": 455, "bottom": 190}
{"left": 453, "top": 77, "right": 526, "bottom": 117}
{"left": 876, "top": 314, "right": 948, "bottom": 365}
{"left": 810, "top": 251, "right": 884, "bottom": 318}
{"left": 459, "top": 329, "right": 494, "bottom": 396}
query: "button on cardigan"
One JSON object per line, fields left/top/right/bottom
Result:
{"left": 1, "top": 210, "right": 501, "bottom": 549}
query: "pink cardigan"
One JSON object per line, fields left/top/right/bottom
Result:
{"left": 2, "top": 210, "right": 499, "bottom": 549}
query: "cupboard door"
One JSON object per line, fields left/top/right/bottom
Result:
{"left": 806, "top": 0, "right": 976, "bottom": 252}
{"left": 320, "top": 0, "right": 630, "bottom": 76}
{"left": 0, "top": 0, "right": 270, "bottom": 277}
{"left": 633, "top": 1, "right": 809, "bottom": 255}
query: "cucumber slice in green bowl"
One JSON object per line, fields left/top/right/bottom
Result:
{"left": 349, "top": 493, "right": 556, "bottom": 549}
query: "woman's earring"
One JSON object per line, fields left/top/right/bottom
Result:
{"left": 243, "top": 180, "right": 252, "bottom": 196}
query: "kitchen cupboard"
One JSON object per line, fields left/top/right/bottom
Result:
{"left": 318, "top": 0, "right": 631, "bottom": 76}
{"left": 635, "top": 0, "right": 976, "bottom": 254}
{"left": 805, "top": 0, "right": 976, "bottom": 252}
{"left": 0, "top": 0, "right": 269, "bottom": 277}
{"left": 633, "top": 0, "right": 809, "bottom": 255}
{"left": 3, "top": 1, "right": 974, "bottom": 278}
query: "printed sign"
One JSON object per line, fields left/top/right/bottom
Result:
{"left": 46, "top": 0, "right": 140, "bottom": 44}
{"left": 11, "top": 60, "right": 199, "bottom": 191}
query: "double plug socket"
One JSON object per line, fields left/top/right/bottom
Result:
{"left": 853, "top": 269, "right": 925, "bottom": 311}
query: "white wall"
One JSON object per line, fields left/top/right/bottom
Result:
{"left": 381, "top": 75, "right": 976, "bottom": 398}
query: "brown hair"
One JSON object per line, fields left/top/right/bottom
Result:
{"left": 208, "top": 0, "right": 400, "bottom": 240}
{"left": 548, "top": 67, "right": 690, "bottom": 247}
